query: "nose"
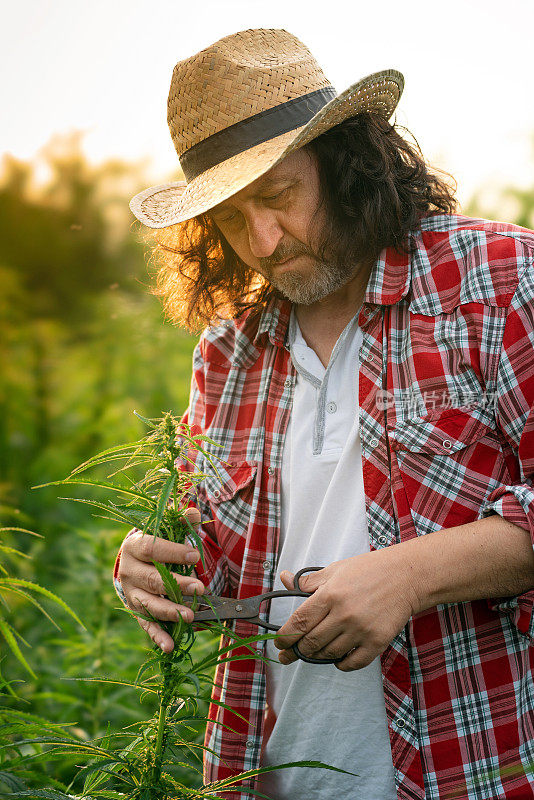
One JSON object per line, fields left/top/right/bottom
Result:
{"left": 245, "top": 208, "right": 284, "bottom": 259}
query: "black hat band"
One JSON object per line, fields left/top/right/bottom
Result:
{"left": 179, "top": 87, "right": 337, "bottom": 182}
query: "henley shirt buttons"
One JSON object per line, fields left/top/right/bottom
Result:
{"left": 267, "top": 466, "right": 275, "bottom": 475}
{"left": 245, "top": 740, "right": 254, "bottom": 749}
{"left": 378, "top": 535, "right": 388, "bottom": 546}
{"left": 262, "top": 560, "right": 271, "bottom": 571}
{"left": 326, "top": 401, "right": 337, "bottom": 414}
{"left": 397, "top": 718, "right": 406, "bottom": 729}
{"left": 284, "top": 378, "right": 292, "bottom": 388}
{"left": 370, "top": 437, "right": 380, "bottom": 448}
{"left": 442, "top": 439, "right": 453, "bottom": 449}
{"left": 212, "top": 489, "right": 221, "bottom": 499}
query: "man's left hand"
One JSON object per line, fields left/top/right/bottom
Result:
{"left": 273, "top": 547, "right": 421, "bottom": 671}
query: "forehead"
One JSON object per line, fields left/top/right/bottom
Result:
{"left": 210, "top": 148, "right": 313, "bottom": 211}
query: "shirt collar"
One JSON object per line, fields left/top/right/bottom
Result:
{"left": 363, "top": 245, "right": 412, "bottom": 307}
{"left": 254, "top": 296, "right": 292, "bottom": 349}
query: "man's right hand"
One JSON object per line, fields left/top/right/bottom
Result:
{"left": 118, "top": 507, "right": 205, "bottom": 653}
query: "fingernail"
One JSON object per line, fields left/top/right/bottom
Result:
{"left": 178, "top": 608, "right": 192, "bottom": 622}
{"left": 186, "top": 582, "right": 200, "bottom": 594}
{"left": 186, "top": 550, "right": 200, "bottom": 564}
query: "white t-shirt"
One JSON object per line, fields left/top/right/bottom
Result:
{"left": 258, "top": 310, "right": 397, "bottom": 800}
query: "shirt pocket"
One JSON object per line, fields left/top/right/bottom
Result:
{"left": 200, "top": 460, "right": 258, "bottom": 591}
{"left": 387, "top": 407, "right": 511, "bottom": 533}
{"left": 203, "top": 460, "right": 257, "bottom": 505}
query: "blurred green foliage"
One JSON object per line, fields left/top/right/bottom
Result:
{"left": 0, "top": 133, "right": 202, "bottom": 788}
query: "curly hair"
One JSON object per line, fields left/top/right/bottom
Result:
{"left": 147, "top": 112, "right": 457, "bottom": 332}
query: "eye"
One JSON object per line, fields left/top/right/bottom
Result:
{"left": 213, "top": 209, "right": 242, "bottom": 226}
{"left": 262, "top": 187, "right": 290, "bottom": 203}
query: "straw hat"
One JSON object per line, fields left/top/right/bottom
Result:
{"left": 130, "top": 29, "right": 404, "bottom": 228}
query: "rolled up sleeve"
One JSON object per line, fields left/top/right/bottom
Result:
{"left": 480, "top": 257, "right": 534, "bottom": 636}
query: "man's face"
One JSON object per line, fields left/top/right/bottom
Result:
{"left": 208, "top": 149, "right": 358, "bottom": 304}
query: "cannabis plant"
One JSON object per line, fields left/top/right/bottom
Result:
{"left": 2, "top": 412, "right": 342, "bottom": 799}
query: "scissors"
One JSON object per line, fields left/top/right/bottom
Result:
{"left": 182, "top": 566, "right": 344, "bottom": 665}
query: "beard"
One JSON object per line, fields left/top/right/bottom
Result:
{"left": 259, "top": 241, "right": 358, "bottom": 305}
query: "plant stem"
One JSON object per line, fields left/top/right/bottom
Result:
{"left": 154, "top": 697, "right": 168, "bottom": 774}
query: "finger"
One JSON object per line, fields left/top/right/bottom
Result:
{"left": 335, "top": 646, "right": 377, "bottom": 672}
{"left": 129, "top": 588, "right": 196, "bottom": 624}
{"left": 273, "top": 594, "right": 329, "bottom": 650}
{"left": 308, "top": 632, "right": 358, "bottom": 662}
{"left": 281, "top": 566, "right": 329, "bottom": 593}
{"left": 183, "top": 507, "right": 201, "bottom": 529}
{"left": 278, "top": 647, "right": 298, "bottom": 665}
{"left": 135, "top": 610, "right": 175, "bottom": 653}
{"left": 126, "top": 531, "right": 200, "bottom": 567}
{"left": 123, "top": 561, "right": 205, "bottom": 600}
{"left": 291, "top": 619, "right": 354, "bottom": 660}
{"left": 279, "top": 571, "right": 295, "bottom": 591}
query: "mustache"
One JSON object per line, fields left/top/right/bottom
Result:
{"left": 260, "top": 241, "right": 313, "bottom": 270}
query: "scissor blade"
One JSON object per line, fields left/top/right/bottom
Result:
{"left": 181, "top": 595, "right": 260, "bottom": 622}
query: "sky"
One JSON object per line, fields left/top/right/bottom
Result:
{"left": 2, "top": 0, "right": 534, "bottom": 209}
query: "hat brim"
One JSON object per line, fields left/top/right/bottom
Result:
{"left": 130, "top": 69, "right": 404, "bottom": 228}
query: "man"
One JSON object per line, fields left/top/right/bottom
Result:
{"left": 114, "top": 28, "right": 534, "bottom": 799}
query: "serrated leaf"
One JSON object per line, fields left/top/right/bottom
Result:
{"left": 153, "top": 561, "right": 183, "bottom": 605}
{"left": 0, "top": 618, "right": 36, "bottom": 679}
{"left": 153, "top": 471, "right": 176, "bottom": 535}
{"left": 0, "top": 579, "right": 85, "bottom": 629}
{"left": 0, "top": 771, "right": 27, "bottom": 790}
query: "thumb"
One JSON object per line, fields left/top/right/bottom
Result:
{"left": 279, "top": 570, "right": 295, "bottom": 590}
{"left": 183, "top": 507, "right": 201, "bottom": 530}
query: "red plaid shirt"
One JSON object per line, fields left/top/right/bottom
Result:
{"left": 115, "top": 213, "right": 534, "bottom": 799}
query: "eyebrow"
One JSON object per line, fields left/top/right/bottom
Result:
{"left": 210, "top": 174, "right": 293, "bottom": 214}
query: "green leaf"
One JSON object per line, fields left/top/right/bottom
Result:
{"left": 0, "top": 585, "right": 61, "bottom": 629}
{"left": 0, "top": 527, "right": 43, "bottom": 538}
{"left": 0, "top": 544, "right": 31, "bottom": 560}
{"left": 0, "top": 770, "right": 27, "bottom": 790}
{"left": 0, "top": 579, "right": 85, "bottom": 629}
{"left": 133, "top": 410, "right": 157, "bottom": 427}
{"left": 153, "top": 471, "right": 176, "bottom": 535}
{"left": 33, "top": 478, "right": 153, "bottom": 504}
{"left": 209, "top": 759, "right": 357, "bottom": 790}
{"left": 153, "top": 561, "right": 184, "bottom": 605}
{"left": 0, "top": 791, "right": 73, "bottom": 800}
{"left": 0, "top": 618, "right": 36, "bottom": 679}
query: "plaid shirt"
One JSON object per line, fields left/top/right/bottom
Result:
{"left": 114, "top": 213, "right": 534, "bottom": 799}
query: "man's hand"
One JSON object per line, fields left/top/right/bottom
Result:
{"left": 273, "top": 547, "right": 420, "bottom": 671}
{"left": 118, "top": 507, "right": 205, "bottom": 653}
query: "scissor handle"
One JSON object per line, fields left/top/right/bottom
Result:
{"left": 291, "top": 566, "right": 347, "bottom": 665}
{"left": 293, "top": 566, "right": 323, "bottom": 590}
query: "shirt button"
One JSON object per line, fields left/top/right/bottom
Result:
{"left": 267, "top": 466, "right": 275, "bottom": 475}
{"left": 326, "top": 401, "right": 337, "bottom": 414}
{"left": 212, "top": 489, "right": 221, "bottom": 499}
{"left": 262, "top": 560, "right": 272, "bottom": 571}
{"left": 367, "top": 354, "right": 374, "bottom": 363}
{"left": 369, "top": 437, "right": 379, "bottom": 448}
{"left": 284, "top": 378, "right": 293, "bottom": 388}
{"left": 245, "top": 740, "right": 254, "bottom": 749}
{"left": 442, "top": 439, "right": 452, "bottom": 449}
{"left": 397, "top": 717, "right": 406, "bottom": 729}
{"left": 378, "top": 535, "right": 388, "bottom": 546}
